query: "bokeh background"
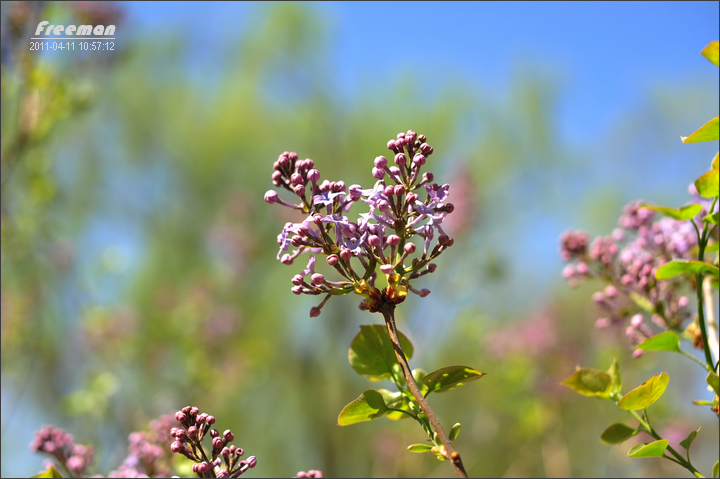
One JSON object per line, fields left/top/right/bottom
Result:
{"left": 2, "top": 1, "right": 719, "bottom": 477}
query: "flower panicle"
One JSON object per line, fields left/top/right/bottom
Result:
{"left": 265, "top": 130, "right": 456, "bottom": 315}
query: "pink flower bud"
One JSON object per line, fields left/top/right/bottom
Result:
{"left": 404, "top": 243, "right": 416, "bottom": 254}
{"left": 387, "top": 235, "right": 401, "bottom": 246}
{"left": 374, "top": 156, "right": 387, "bottom": 168}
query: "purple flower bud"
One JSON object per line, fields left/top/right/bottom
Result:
{"left": 420, "top": 144, "right": 433, "bottom": 155}
{"left": 291, "top": 236, "right": 303, "bottom": 247}
{"left": 438, "top": 235, "right": 449, "bottom": 245}
{"left": 387, "top": 235, "right": 401, "bottom": 246}
{"left": 175, "top": 412, "right": 187, "bottom": 423}
{"left": 394, "top": 153, "right": 407, "bottom": 166}
{"left": 289, "top": 152, "right": 298, "bottom": 161}
{"left": 444, "top": 203, "right": 455, "bottom": 214}
{"left": 221, "top": 447, "right": 231, "bottom": 457}
{"left": 217, "top": 470, "right": 230, "bottom": 478}
{"left": 678, "top": 296, "right": 689, "bottom": 308}
{"left": 278, "top": 156, "right": 289, "bottom": 168}
{"left": 368, "top": 235, "right": 381, "bottom": 247}
{"left": 418, "top": 134, "right": 427, "bottom": 143}
{"left": 210, "top": 428, "right": 219, "bottom": 438}
{"left": 187, "top": 426, "right": 198, "bottom": 438}
{"left": 372, "top": 167, "right": 385, "bottom": 179}
{"left": 349, "top": 185, "right": 362, "bottom": 201}
{"left": 335, "top": 180, "right": 346, "bottom": 192}
{"left": 198, "top": 462, "right": 210, "bottom": 474}
{"left": 412, "top": 154, "right": 426, "bottom": 166}
{"left": 223, "top": 430, "right": 234, "bottom": 442}
{"left": 304, "top": 158, "right": 314, "bottom": 168}
{"left": 264, "top": 190, "right": 279, "bottom": 204}
{"left": 631, "top": 314, "right": 643, "bottom": 328}
{"left": 404, "top": 243, "right": 416, "bottom": 254}
{"left": 397, "top": 132, "right": 405, "bottom": 139}
{"left": 207, "top": 415, "right": 215, "bottom": 425}
{"left": 307, "top": 169, "right": 320, "bottom": 182}
{"left": 422, "top": 172, "right": 434, "bottom": 183}
{"left": 247, "top": 456, "right": 257, "bottom": 468}
{"left": 406, "top": 130, "right": 417, "bottom": 143}
{"left": 170, "top": 441, "right": 183, "bottom": 453}
{"left": 311, "top": 273, "right": 324, "bottom": 285}
{"left": 192, "top": 463, "right": 199, "bottom": 474}
{"left": 196, "top": 413, "right": 208, "bottom": 424}
{"left": 406, "top": 192, "right": 418, "bottom": 204}
{"left": 339, "top": 248, "right": 352, "bottom": 261}
{"left": 291, "top": 173, "right": 304, "bottom": 185}
{"left": 418, "top": 288, "right": 431, "bottom": 297}
{"left": 292, "top": 275, "right": 303, "bottom": 286}
{"left": 292, "top": 285, "right": 302, "bottom": 295}
{"left": 387, "top": 140, "right": 397, "bottom": 150}
{"left": 281, "top": 254, "right": 294, "bottom": 265}
{"left": 327, "top": 254, "right": 339, "bottom": 266}
{"left": 271, "top": 171, "right": 282, "bottom": 182}
{"left": 309, "top": 306, "right": 321, "bottom": 317}
{"left": 212, "top": 437, "right": 224, "bottom": 450}
{"left": 380, "top": 264, "right": 394, "bottom": 274}
{"left": 312, "top": 214, "right": 323, "bottom": 224}
{"left": 394, "top": 185, "right": 405, "bottom": 196}
{"left": 374, "top": 156, "right": 388, "bottom": 168}
{"left": 294, "top": 185, "right": 306, "bottom": 196}
{"left": 427, "top": 263, "right": 437, "bottom": 272}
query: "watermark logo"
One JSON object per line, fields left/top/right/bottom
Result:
{"left": 34, "top": 21, "right": 115, "bottom": 38}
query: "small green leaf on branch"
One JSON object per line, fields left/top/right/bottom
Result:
{"left": 421, "top": 365, "right": 485, "bottom": 395}
{"left": 407, "top": 443, "right": 433, "bottom": 453}
{"left": 31, "top": 466, "right": 64, "bottom": 478}
{"left": 600, "top": 423, "right": 638, "bottom": 445}
{"left": 655, "top": 259, "right": 719, "bottom": 280}
{"left": 607, "top": 358, "right": 622, "bottom": 394}
{"left": 695, "top": 169, "right": 720, "bottom": 198}
{"left": 627, "top": 440, "right": 669, "bottom": 458}
{"left": 561, "top": 368, "right": 612, "bottom": 398}
{"left": 640, "top": 203, "right": 702, "bottom": 220}
{"left": 338, "top": 390, "right": 390, "bottom": 426}
{"left": 617, "top": 372, "right": 669, "bottom": 410}
{"left": 712, "top": 152, "right": 719, "bottom": 171}
{"left": 682, "top": 117, "right": 719, "bottom": 143}
{"left": 707, "top": 371, "right": 720, "bottom": 395}
{"left": 635, "top": 331, "right": 681, "bottom": 353}
{"left": 705, "top": 212, "right": 719, "bottom": 225}
{"left": 712, "top": 460, "right": 719, "bottom": 478}
{"left": 701, "top": 41, "right": 719, "bottom": 66}
{"left": 449, "top": 423, "right": 461, "bottom": 442}
{"left": 679, "top": 427, "right": 700, "bottom": 452}
{"left": 348, "top": 325, "right": 414, "bottom": 380}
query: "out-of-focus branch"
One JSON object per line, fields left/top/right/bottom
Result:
{"left": 703, "top": 276, "right": 719, "bottom": 369}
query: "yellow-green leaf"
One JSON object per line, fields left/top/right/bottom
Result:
{"left": 407, "top": 443, "right": 433, "bottom": 453}
{"left": 627, "top": 440, "right": 669, "bottom": 458}
{"left": 640, "top": 203, "right": 702, "bottom": 220}
{"left": 656, "top": 259, "right": 719, "bottom": 280}
{"left": 695, "top": 169, "right": 719, "bottom": 198}
{"left": 607, "top": 358, "right": 622, "bottom": 395}
{"left": 617, "top": 372, "right": 669, "bottom": 411}
{"left": 635, "top": 331, "right": 681, "bottom": 353}
{"left": 712, "top": 152, "right": 719, "bottom": 171}
{"left": 600, "top": 423, "right": 638, "bottom": 445}
{"left": 682, "top": 117, "right": 719, "bottom": 143}
{"left": 561, "top": 368, "right": 612, "bottom": 398}
{"left": 707, "top": 371, "right": 719, "bottom": 396}
{"left": 701, "top": 41, "right": 719, "bottom": 67}
{"left": 348, "top": 325, "right": 414, "bottom": 380}
{"left": 421, "top": 365, "right": 486, "bottom": 394}
{"left": 338, "top": 390, "right": 391, "bottom": 426}
{"left": 31, "top": 465, "right": 64, "bottom": 478}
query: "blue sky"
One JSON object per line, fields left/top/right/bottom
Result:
{"left": 122, "top": 1, "right": 720, "bottom": 144}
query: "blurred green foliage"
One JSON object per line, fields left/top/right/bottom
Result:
{"left": 1, "top": 2, "right": 718, "bottom": 478}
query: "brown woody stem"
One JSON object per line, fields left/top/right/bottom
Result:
{"left": 379, "top": 303, "right": 469, "bottom": 478}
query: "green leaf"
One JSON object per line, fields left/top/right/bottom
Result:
{"left": 712, "top": 460, "right": 719, "bottom": 478}
{"left": 377, "top": 388, "right": 412, "bottom": 420}
{"left": 617, "top": 372, "right": 669, "bottom": 410}
{"left": 679, "top": 427, "right": 700, "bottom": 452}
{"left": 627, "top": 440, "right": 669, "bottom": 458}
{"left": 607, "top": 358, "right": 622, "bottom": 395}
{"left": 701, "top": 41, "right": 719, "bottom": 66}
{"left": 656, "top": 259, "right": 719, "bottom": 280}
{"left": 695, "top": 169, "right": 720, "bottom": 199}
{"left": 338, "top": 390, "right": 390, "bottom": 426}
{"left": 635, "top": 331, "right": 681, "bottom": 353}
{"left": 600, "top": 423, "right": 638, "bottom": 445}
{"left": 348, "top": 325, "right": 413, "bottom": 380}
{"left": 421, "top": 365, "right": 486, "bottom": 395}
{"left": 707, "top": 371, "right": 720, "bottom": 395}
{"left": 682, "top": 117, "right": 719, "bottom": 143}
{"left": 561, "top": 368, "right": 612, "bottom": 398}
{"left": 705, "top": 212, "right": 719, "bottom": 225}
{"left": 407, "top": 443, "right": 433, "bottom": 453}
{"left": 449, "top": 423, "right": 461, "bottom": 442}
{"left": 31, "top": 465, "right": 64, "bottom": 478}
{"left": 712, "top": 152, "right": 719, "bottom": 171}
{"left": 640, "top": 203, "right": 702, "bottom": 220}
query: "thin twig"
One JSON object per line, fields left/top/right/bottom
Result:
{"left": 379, "top": 304, "right": 469, "bottom": 478}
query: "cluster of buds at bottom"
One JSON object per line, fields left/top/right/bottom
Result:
{"left": 265, "top": 130, "right": 455, "bottom": 315}
{"left": 30, "top": 425, "right": 95, "bottom": 477}
{"left": 296, "top": 470, "right": 324, "bottom": 478}
{"left": 170, "top": 406, "right": 256, "bottom": 478}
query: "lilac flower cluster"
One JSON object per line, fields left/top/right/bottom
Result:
{"left": 559, "top": 190, "right": 719, "bottom": 349}
{"left": 30, "top": 425, "right": 95, "bottom": 477}
{"left": 170, "top": 406, "right": 256, "bottom": 478}
{"left": 265, "top": 130, "right": 455, "bottom": 315}
{"left": 296, "top": 470, "right": 324, "bottom": 478}
{"left": 109, "top": 414, "right": 175, "bottom": 478}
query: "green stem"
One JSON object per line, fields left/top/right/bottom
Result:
{"left": 692, "top": 218, "right": 715, "bottom": 370}
{"left": 387, "top": 407, "right": 419, "bottom": 420}
{"left": 679, "top": 348, "right": 713, "bottom": 372}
